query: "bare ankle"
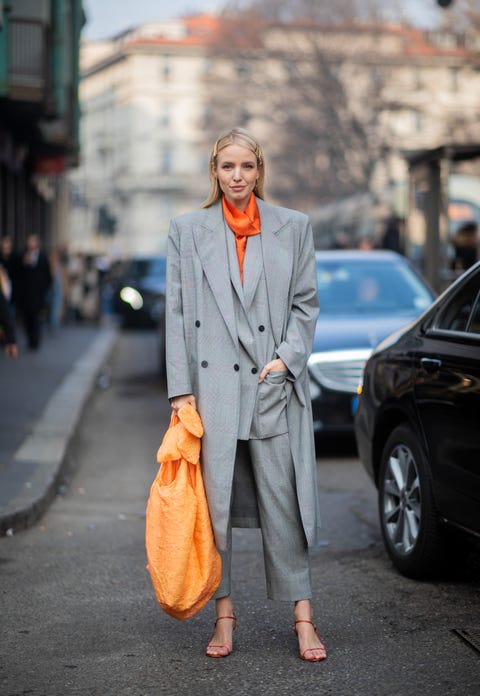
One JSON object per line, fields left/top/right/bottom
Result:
{"left": 294, "top": 599, "right": 313, "bottom": 621}
{"left": 215, "top": 596, "right": 234, "bottom": 618}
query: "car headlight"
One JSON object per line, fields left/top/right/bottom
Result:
{"left": 120, "top": 286, "right": 143, "bottom": 310}
{"left": 307, "top": 348, "right": 372, "bottom": 394}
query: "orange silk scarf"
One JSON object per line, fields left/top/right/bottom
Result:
{"left": 222, "top": 193, "right": 261, "bottom": 283}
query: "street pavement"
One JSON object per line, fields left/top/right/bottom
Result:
{"left": 1, "top": 331, "right": 479, "bottom": 696}
{"left": 0, "top": 321, "right": 118, "bottom": 535}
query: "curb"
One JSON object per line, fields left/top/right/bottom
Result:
{"left": 0, "top": 327, "right": 118, "bottom": 535}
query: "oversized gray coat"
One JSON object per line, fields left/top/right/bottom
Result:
{"left": 165, "top": 197, "right": 321, "bottom": 551}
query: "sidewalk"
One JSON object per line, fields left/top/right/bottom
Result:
{"left": 0, "top": 322, "right": 118, "bottom": 535}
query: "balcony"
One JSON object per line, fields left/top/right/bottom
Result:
{"left": 8, "top": 18, "right": 48, "bottom": 102}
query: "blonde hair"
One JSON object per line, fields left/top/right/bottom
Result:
{"left": 201, "top": 127, "right": 266, "bottom": 208}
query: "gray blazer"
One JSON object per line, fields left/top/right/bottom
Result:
{"left": 165, "top": 198, "right": 321, "bottom": 551}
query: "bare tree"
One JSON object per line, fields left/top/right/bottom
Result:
{"left": 205, "top": 1, "right": 480, "bottom": 211}
{"left": 437, "top": 0, "right": 480, "bottom": 29}
{"left": 204, "top": 8, "right": 390, "bottom": 210}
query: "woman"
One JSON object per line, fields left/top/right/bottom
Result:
{"left": 165, "top": 128, "right": 325, "bottom": 662}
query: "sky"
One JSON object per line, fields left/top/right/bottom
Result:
{"left": 82, "top": 0, "right": 441, "bottom": 42}
{"left": 82, "top": 0, "right": 224, "bottom": 40}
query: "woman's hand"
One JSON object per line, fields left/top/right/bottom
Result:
{"left": 258, "top": 358, "right": 287, "bottom": 383}
{"left": 170, "top": 393, "right": 196, "bottom": 412}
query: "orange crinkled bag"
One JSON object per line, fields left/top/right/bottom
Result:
{"left": 145, "top": 403, "right": 221, "bottom": 620}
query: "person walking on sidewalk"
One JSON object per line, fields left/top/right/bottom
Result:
{"left": 0, "top": 283, "right": 17, "bottom": 358}
{"left": 16, "top": 234, "right": 52, "bottom": 350}
{"left": 165, "top": 127, "right": 326, "bottom": 662}
{"left": 1, "top": 235, "right": 20, "bottom": 318}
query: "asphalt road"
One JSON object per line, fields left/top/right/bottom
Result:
{"left": 1, "top": 331, "right": 479, "bottom": 696}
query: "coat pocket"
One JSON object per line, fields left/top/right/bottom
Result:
{"left": 252, "top": 371, "right": 288, "bottom": 438}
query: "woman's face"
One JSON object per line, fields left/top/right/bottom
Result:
{"left": 214, "top": 144, "right": 259, "bottom": 211}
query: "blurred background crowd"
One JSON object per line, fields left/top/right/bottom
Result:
{"left": 0, "top": 232, "right": 111, "bottom": 351}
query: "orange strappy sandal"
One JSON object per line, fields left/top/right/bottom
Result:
{"left": 205, "top": 614, "right": 237, "bottom": 658}
{"left": 293, "top": 619, "right": 327, "bottom": 662}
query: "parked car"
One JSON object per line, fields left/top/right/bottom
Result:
{"left": 308, "top": 250, "right": 435, "bottom": 434}
{"left": 354, "top": 261, "right": 480, "bottom": 578}
{"left": 113, "top": 256, "right": 166, "bottom": 328}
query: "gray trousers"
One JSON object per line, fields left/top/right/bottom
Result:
{"left": 214, "top": 434, "right": 312, "bottom": 602}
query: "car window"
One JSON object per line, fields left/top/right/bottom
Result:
{"left": 316, "top": 259, "right": 432, "bottom": 314}
{"left": 127, "top": 257, "right": 166, "bottom": 280}
{"left": 468, "top": 295, "right": 480, "bottom": 334}
{"left": 434, "top": 275, "right": 480, "bottom": 334}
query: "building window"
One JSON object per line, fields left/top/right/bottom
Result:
{"left": 160, "top": 106, "right": 170, "bottom": 128}
{"left": 160, "top": 146, "right": 172, "bottom": 175}
{"left": 203, "top": 106, "right": 212, "bottom": 129}
{"left": 161, "top": 56, "right": 171, "bottom": 81}
{"left": 236, "top": 61, "right": 251, "bottom": 79}
{"left": 450, "top": 67, "right": 459, "bottom": 92}
{"left": 415, "top": 111, "right": 423, "bottom": 133}
{"left": 203, "top": 58, "right": 212, "bottom": 77}
{"left": 284, "top": 60, "right": 296, "bottom": 81}
{"left": 413, "top": 67, "right": 422, "bottom": 90}
{"left": 370, "top": 65, "right": 381, "bottom": 87}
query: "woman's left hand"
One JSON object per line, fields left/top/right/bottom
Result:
{"left": 258, "top": 358, "right": 287, "bottom": 383}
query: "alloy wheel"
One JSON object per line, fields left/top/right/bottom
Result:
{"left": 382, "top": 444, "right": 421, "bottom": 555}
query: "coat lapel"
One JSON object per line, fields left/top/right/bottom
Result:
{"left": 226, "top": 229, "right": 246, "bottom": 311}
{"left": 258, "top": 199, "right": 293, "bottom": 346}
{"left": 242, "top": 233, "right": 262, "bottom": 310}
{"left": 193, "top": 204, "right": 238, "bottom": 348}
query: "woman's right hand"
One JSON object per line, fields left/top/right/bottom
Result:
{"left": 170, "top": 393, "right": 196, "bottom": 413}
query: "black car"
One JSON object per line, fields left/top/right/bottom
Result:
{"left": 113, "top": 256, "right": 166, "bottom": 328}
{"left": 354, "top": 261, "right": 480, "bottom": 578}
{"left": 308, "top": 251, "right": 434, "bottom": 435}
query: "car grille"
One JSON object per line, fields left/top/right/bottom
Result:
{"left": 308, "top": 349, "right": 372, "bottom": 394}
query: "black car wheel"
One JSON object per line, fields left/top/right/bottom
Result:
{"left": 378, "top": 424, "right": 443, "bottom": 578}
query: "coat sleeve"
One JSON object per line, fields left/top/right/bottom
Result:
{"left": 165, "top": 219, "right": 194, "bottom": 400}
{"left": 275, "top": 219, "right": 319, "bottom": 380}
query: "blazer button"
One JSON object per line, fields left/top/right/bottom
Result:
{"left": 234, "top": 364, "right": 240, "bottom": 371}
{"left": 195, "top": 320, "right": 201, "bottom": 328}
{"left": 251, "top": 367, "right": 258, "bottom": 375}
{"left": 201, "top": 360, "right": 208, "bottom": 368}
{"left": 258, "top": 325, "right": 265, "bottom": 332}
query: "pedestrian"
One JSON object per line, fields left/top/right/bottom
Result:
{"left": 0, "top": 283, "right": 17, "bottom": 358}
{"left": 451, "top": 221, "right": 478, "bottom": 271}
{"left": 381, "top": 214, "right": 404, "bottom": 254}
{"left": 67, "top": 252, "right": 85, "bottom": 322}
{"left": 0, "top": 235, "right": 19, "bottom": 310}
{"left": 16, "top": 233, "right": 52, "bottom": 349}
{"left": 165, "top": 127, "right": 325, "bottom": 661}
{"left": 80, "top": 255, "right": 100, "bottom": 322}
{"left": 47, "top": 248, "right": 65, "bottom": 332}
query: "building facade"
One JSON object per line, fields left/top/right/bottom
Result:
{"left": 0, "top": 0, "right": 85, "bottom": 250}
{"left": 72, "top": 13, "right": 480, "bottom": 255}
{"left": 70, "top": 16, "right": 216, "bottom": 256}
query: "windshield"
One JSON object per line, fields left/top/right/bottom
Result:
{"left": 316, "top": 258, "right": 433, "bottom": 314}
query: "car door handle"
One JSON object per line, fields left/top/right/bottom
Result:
{"left": 420, "top": 357, "right": 442, "bottom": 373}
